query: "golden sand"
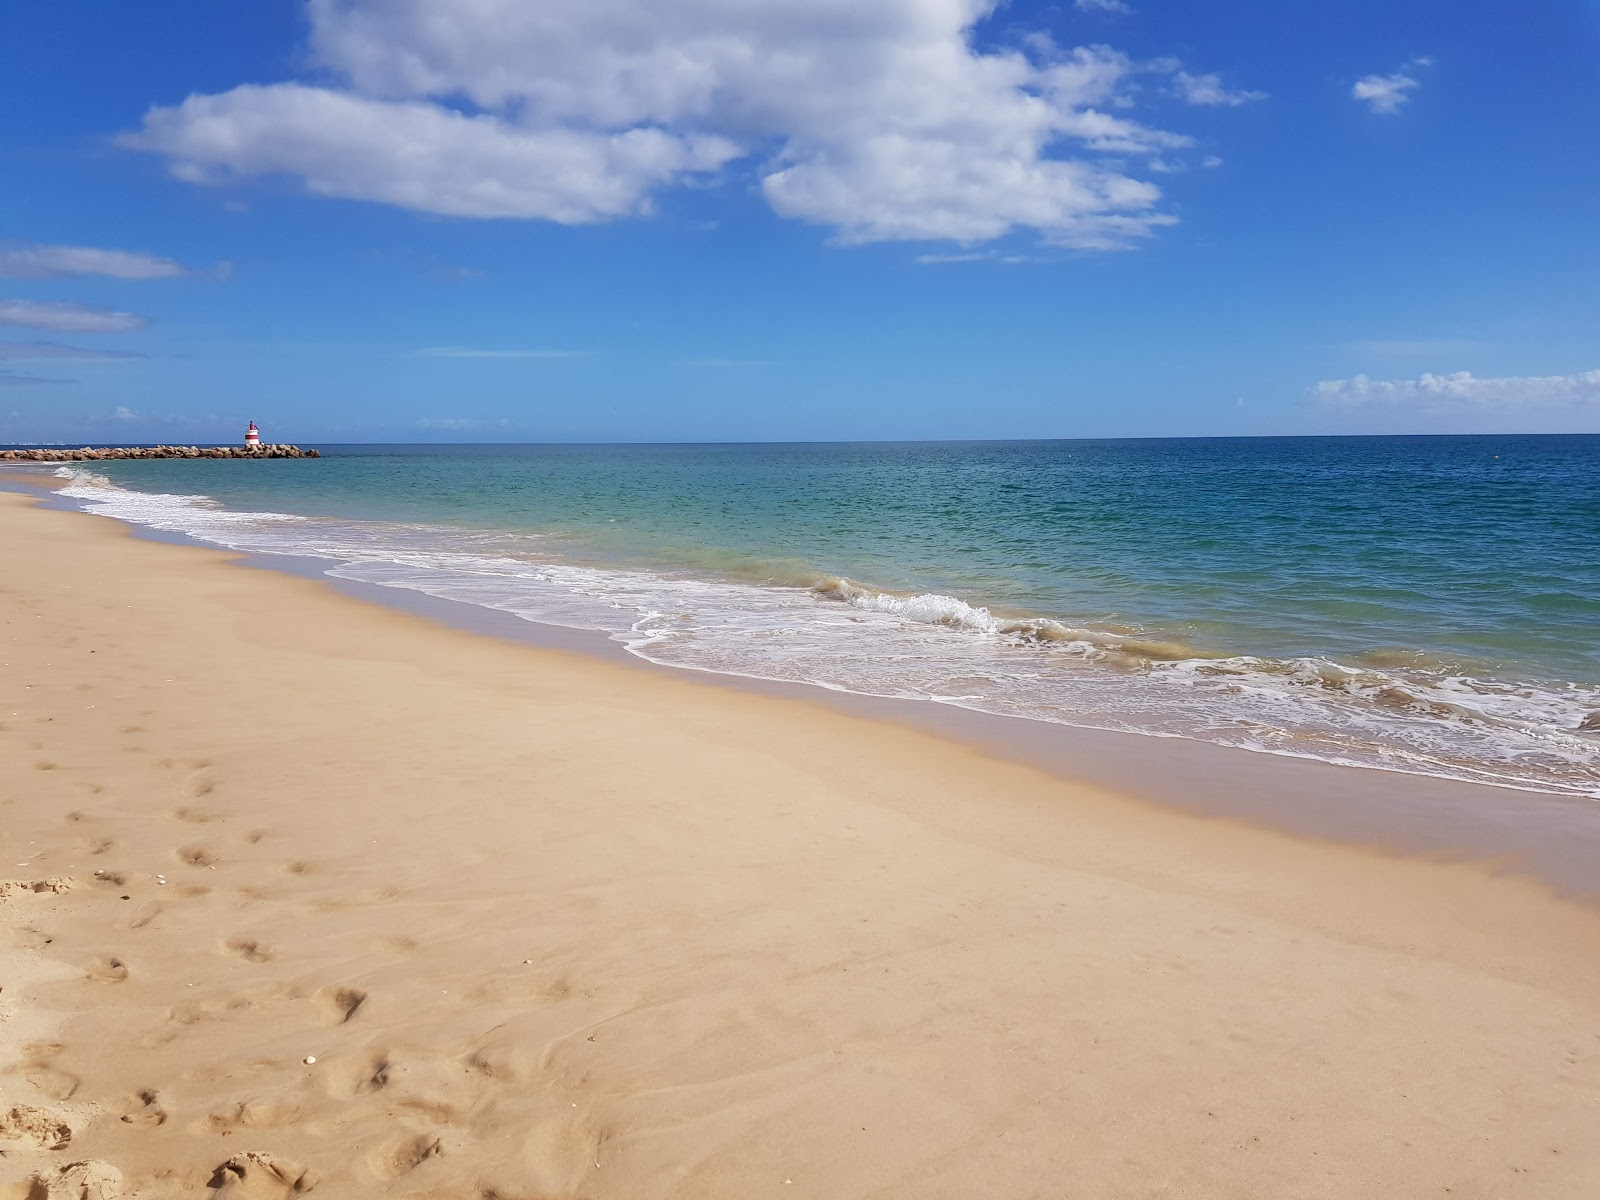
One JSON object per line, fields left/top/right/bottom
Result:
{"left": 2, "top": 489, "right": 1599, "bottom": 1198}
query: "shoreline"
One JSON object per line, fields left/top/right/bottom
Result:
{"left": 10, "top": 468, "right": 1600, "bottom": 899}
{"left": 3, "top": 487, "right": 1600, "bottom": 1196}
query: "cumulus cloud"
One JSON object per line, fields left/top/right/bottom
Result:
{"left": 119, "top": 0, "right": 1256, "bottom": 248}
{"left": 1173, "top": 71, "right": 1267, "bottom": 107}
{"left": 0, "top": 340, "right": 145, "bottom": 361}
{"left": 0, "top": 300, "right": 148, "bottom": 333}
{"left": 113, "top": 406, "right": 138, "bottom": 420}
{"left": 1074, "top": 0, "right": 1131, "bottom": 13}
{"left": 1312, "top": 370, "right": 1600, "bottom": 414}
{"left": 0, "top": 242, "right": 187, "bottom": 280}
{"left": 1353, "top": 58, "right": 1431, "bottom": 115}
{"left": 127, "top": 85, "right": 738, "bottom": 222}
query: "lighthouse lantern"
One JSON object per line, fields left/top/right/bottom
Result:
{"left": 245, "top": 421, "right": 260, "bottom": 448}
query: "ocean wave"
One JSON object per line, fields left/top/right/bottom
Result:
{"left": 51, "top": 470, "right": 1600, "bottom": 798}
{"left": 812, "top": 576, "right": 1211, "bottom": 662}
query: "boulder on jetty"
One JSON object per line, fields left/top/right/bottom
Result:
{"left": 0, "top": 445, "right": 319, "bottom": 461}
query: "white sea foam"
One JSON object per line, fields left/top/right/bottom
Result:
{"left": 53, "top": 469, "right": 1600, "bottom": 798}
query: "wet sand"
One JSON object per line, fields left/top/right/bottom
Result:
{"left": 3, "top": 488, "right": 1599, "bottom": 1198}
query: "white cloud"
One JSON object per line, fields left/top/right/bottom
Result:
{"left": 1173, "top": 71, "right": 1267, "bottom": 107}
{"left": 0, "top": 242, "right": 187, "bottom": 280}
{"left": 1312, "top": 370, "right": 1600, "bottom": 415}
{"left": 1352, "top": 59, "right": 1430, "bottom": 115}
{"left": 113, "top": 406, "right": 138, "bottom": 420}
{"left": 0, "top": 300, "right": 148, "bottom": 333}
{"left": 119, "top": 0, "right": 1255, "bottom": 248}
{"left": 1074, "top": 0, "right": 1131, "bottom": 13}
{"left": 0, "top": 340, "right": 145, "bottom": 361}
{"left": 415, "top": 346, "right": 584, "bottom": 359}
{"left": 127, "top": 85, "right": 737, "bottom": 223}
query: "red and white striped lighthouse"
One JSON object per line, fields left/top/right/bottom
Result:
{"left": 244, "top": 421, "right": 260, "bottom": 448}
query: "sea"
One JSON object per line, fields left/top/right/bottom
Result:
{"left": 27, "top": 436, "right": 1600, "bottom": 798}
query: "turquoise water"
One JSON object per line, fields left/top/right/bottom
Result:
{"left": 38, "top": 436, "right": 1600, "bottom": 795}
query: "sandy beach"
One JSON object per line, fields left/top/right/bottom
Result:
{"left": 3, "top": 486, "right": 1599, "bottom": 1199}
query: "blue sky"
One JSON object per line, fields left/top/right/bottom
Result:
{"left": 3, "top": 0, "right": 1597, "bottom": 443}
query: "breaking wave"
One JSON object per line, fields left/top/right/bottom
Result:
{"left": 47, "top": 467, "right": 1600, "bottom": 798}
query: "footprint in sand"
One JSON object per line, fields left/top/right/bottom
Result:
{"left": 513, "top": 1111, "right": 613, "bottom": 1198}
{"left": 208, "top": 1151, "right": 316, "bottom": 1198}
{"left": 175, "top": 845, "right": 220, "bottom": 868}
{"left": 366, "top": 1132, "right": 442, "bottom": 1181}
{"left": 208, "top": 1094, "right": 303, "bottom": 1132}
{"left": 283, "top": 861, "right": 316, "bottom": 876}
{"left": 25, "top": 1066, "right": 80, "bottom": 1102}
{"left": 120, "top": 1089, "right": 167, "bottom": 1128}
{"left": 126, "top": 901, "right": 162, "bottom": 930}
{"left": 0, "top": 1104, "right": 72, "bottom": 1150}
{"left": 323, "top": 1052, "right": 390, "bottom": 1100}
{"left": 85, "top": 956, "right": 130, "bottom": 984}
{"left": 223, "top": 936, "right": 273, "bottom": 964}
{"left": 20, "top": 1046, "right": 78, "bottom": 1102}
{"left": 173, "top": 806, "right": 214, "bottom": 824}
{"left": 313, "top": 986, "right": 367, "bottom": 1026}
{"left": 14, "top": 927, "right": 55, "bottom": 951}
{"left": 81, "top": 837, "right": 115, "bottom": 856}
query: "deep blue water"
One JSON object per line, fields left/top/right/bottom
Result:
{"left": 31, "top": 435, "right": 1600, "bottom": 795}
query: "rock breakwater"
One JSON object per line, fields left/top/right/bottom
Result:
{"left": 1, "top": 445, "right": 319, "bottom": 461}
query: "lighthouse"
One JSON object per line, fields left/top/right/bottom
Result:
{"left": 244, "top": 421, "right": 260, "bottom": 449}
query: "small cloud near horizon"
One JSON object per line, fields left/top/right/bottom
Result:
{"left": 1312, "top": 368, "right": 1600, "bottom": 414}
{"left": 0, "top": 299, "right": 148, "bottom": 333}
{"left": 0, "top": 241, "right": 190, "bottom": 280}
{"left": 1074, "top": 0, "right": 1132, "bottom": 14}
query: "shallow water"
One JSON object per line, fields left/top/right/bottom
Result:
{"left": 32, "top": 436, "right": 1600, "bottom": 796}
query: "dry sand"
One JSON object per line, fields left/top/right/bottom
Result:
{"left": 2, "top": 488, "right": 1598, "bottom": 1199}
